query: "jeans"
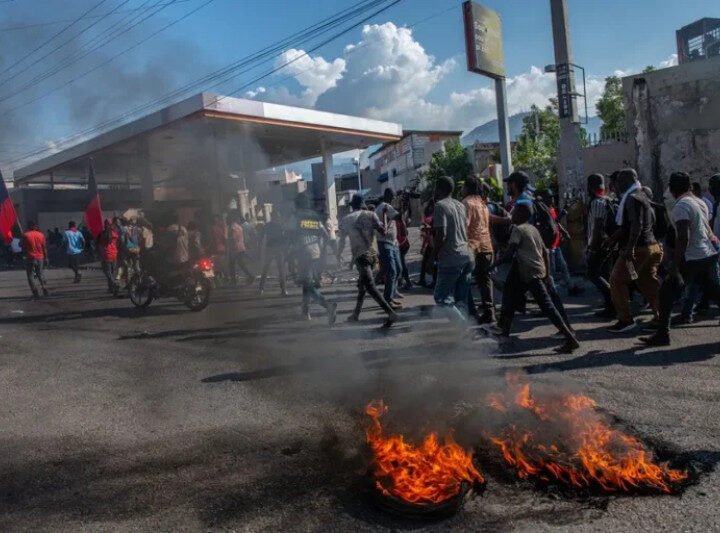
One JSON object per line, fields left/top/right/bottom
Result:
{"left": 101, "top": 260, "right": 117, "bottom": 292}
{"left": 229, "top": 251, "right": 254, "bottom": 283}
{"left": 399, "top": 245, "right": 411, "bottom": 285}
{"left": 378, "top": 242, "right": 401, "bottom": 302}
{"left": 419, "top": 245, "right": 436, "bottom": 285}
{"left": 299, "top": 258, "right": 327, "bottom": 314}
{"left": 658, "top": 255, "right": 720, "bottom": 335}
{"left": 610, "top": 243, "right": 662, "bottom": 323}
{"left": 434, "top": 258, "right": 474, "bottom": 321}
{"left": 352, "top": 253, "right": 395, "bottom": 318}
{"left": 25, "top": 258, "right": 47, "bottom": 295}
{"left": 681, "top": 258, "right": 720, "bottom": 317}
{"left": 259, "top": 248, "right": 286, "bottom": 293}
{"left": 586, "top": 249, "right": 613, "bottom": 310}
{"left": 550, "top": 247, "right": 573, "bottom": 287}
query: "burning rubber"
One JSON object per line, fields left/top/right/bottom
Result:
{"left": 364, "top": 400, "right": 486, "bottom": 518}
{"left": 362, "top": 375, "right": 695, "bottom": 521}
{"left": 485, "top": 375, "right": 689, "bottom": 494}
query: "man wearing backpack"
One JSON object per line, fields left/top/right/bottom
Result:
{"left": 586, "top": 173, "right": 615, "bottom": 318}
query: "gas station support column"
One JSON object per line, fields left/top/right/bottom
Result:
{"left": 321, "top": 138, "right": 337, "bottom": 226}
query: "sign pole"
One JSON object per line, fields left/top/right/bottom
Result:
{"left": 494, "top": 77, "right": 512, "bottom": 199}
{"left": 462, "top": 1, "right": 511, "bottom": 199}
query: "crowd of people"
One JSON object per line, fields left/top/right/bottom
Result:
{"left": 10, "top": 168, "right": 720, "bottom": 352}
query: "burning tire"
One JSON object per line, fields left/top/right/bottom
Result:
{"left": 364, "top": 400, "right": 486, "bottom": 519}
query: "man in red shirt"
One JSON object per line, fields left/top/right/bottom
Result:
{"left": 22, "top": 221, "right": 49, "bottom": 298}
{"left": 98, "top": 219, "right": 119, "bottom": 295}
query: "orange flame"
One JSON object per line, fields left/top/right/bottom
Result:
{"left": 365, "top": 400, "right": 484, "bottom": 505}
{"left": 488, "top": 377, "right": 688, "bottom": 493}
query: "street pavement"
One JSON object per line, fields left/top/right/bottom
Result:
{"left": 0, "top": 250, "right": 718, "bottom": 532}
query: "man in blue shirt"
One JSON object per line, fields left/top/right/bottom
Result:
{"left": 62, "top": 221, "right": 86, "bottom": 283}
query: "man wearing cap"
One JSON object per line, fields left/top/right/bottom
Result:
{"left": 337, "top": 194, "right": 397, "bottom": 327}
{"left": 504, "top": 171, "right": 534, "bottom": 213}
{"left": 432, "top": 176, "right": 474, "bottom": 321}
{"left": 286, "top": 193, "right": 337, "bottom": 325}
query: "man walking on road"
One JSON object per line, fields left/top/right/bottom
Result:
{"left": 227, "top": 212, "right": 255, "bottom": 286}
{"left": 338, "top": 194, "right": 397, "bottom": 327}
{"left": 607, "top": 168, "right": 662, "bottom": 333}
{"left": 494, "top": 204, "right": 580, "bottom": 353}
{"left": 585, "top": 173, "right": 615, "bottom": 318}
{"left": 22, "top": 221, "right": 49, "bottom": 298}
{"left": 375, "top": 188, "right": 403, "bottom": 309}
{"left": 462, "top": 177, "right": 496, "bottom": 324}
{"left": 433, "top": 176, "right": 474, "bottom": 321}
{"left": 286, "top": 193, "right": 337, "bottom": 324}
{"left": 98, "top": 219, "right": 119, "bottom": 295}
{"left": 62, "top": 221, "right": 85, "bottom": 283}
{"left": 641, "top": 172, "right": 720, "bottom": 346}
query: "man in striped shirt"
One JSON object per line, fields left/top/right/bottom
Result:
{"left": 585, "top": 173, "right": 615, "bottom": 318}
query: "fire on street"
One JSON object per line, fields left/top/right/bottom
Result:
{"left": 0, "top": 266, "right": 717, "bottom": 532}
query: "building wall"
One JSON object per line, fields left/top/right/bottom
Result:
{"left": 369, "top": 132, "right": 460, "bottom": 192}
{"left": 10, "top": 188, "right": 142, "bottom": 233}
{"left": 623, "top": 55, "right": 720, "bottom": 196}
{"left": 581, "top": 140, "right": 636, "bottom": 178}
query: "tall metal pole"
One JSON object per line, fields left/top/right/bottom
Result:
{"left": 494, "top": 77, "right": 513, "bottom": 199}
{"left": 550, "top": 0, "right": 584, "bottom": 199}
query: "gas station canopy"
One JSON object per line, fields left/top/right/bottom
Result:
{"left": 13, "top": 93, "right": 403, "bottom": 187}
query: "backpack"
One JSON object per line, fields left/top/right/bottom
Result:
{"left": 532, "top": 200, "right": 559, "bottom": 249}
{"left": 487, "top": 201, "right": 511, "bottom": 245}
{"left": 603, "top": 197, "right": 619, "bottom": 236}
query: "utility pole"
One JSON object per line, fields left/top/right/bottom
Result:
{"left": 549, "top": 0, "right": 584, "bottom": 199}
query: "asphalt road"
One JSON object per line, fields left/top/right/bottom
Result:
{"left": 0, "top": 252, "right": 718, "bottom": 532}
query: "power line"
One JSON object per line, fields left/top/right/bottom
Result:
{"left": 0, "top": 0, "right": 194, "bottom": 32}
{"left": 0, "top": 0, "right": 215, "bottom": 116}
{"left": 0, "top": 0, "right": 387, "bottom": 144}
{"left": 0, "top": 0, "right": 134, "bottom": 90}
{"left": 0, "top": 0, "right": 182, "bottom": 99}
{"left": 3, "top": 0, "right": 421, "bottom": 167}
{"left": 0, "top": 0, "right": 111, "bottom": 78}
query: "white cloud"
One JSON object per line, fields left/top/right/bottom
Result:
{"left": 315, "top": 22, "right": 455, "bottom": 126}
{"left": 273, "top": 48, "right": 345, "bottom": 107}
{"left": 659, "top": 53, "right": 678, "bottom": 69}
{"left": 243, "top": 22, "right": 678, "bottom": 133}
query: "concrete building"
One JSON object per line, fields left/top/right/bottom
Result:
{"left": 367, "top": 130, "right": 463, "bottom": 194}
{"left": 12, "top": 93, "right": 401, "bottom": 230}
{"left": 623, "top": 54, "right": 720, "bottom": 195}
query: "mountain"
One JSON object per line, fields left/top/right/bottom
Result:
{"left": 461, "top": 113, "right": 602, "bottom": 146}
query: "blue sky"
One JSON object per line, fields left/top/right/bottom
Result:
{"left": 0, "top": 0, "right": 716, "bottom": 171}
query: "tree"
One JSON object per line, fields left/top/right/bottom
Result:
{"left": 422, "top": 138, "right": 473, "bottom": 199}
{"left": 596, "top": 75, "right": 625, "bottom": 138}
{"left": 512, "top": 104, "right": 560, "bottom": 188}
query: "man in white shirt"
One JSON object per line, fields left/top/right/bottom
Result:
{"left": 641, "top": 172, "right": 720, "bottom": 346}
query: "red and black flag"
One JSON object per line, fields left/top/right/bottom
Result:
{"left": 84, "top": 159, "right": 103, "bottom": 240}
{"left": 0, "top": 169, "right": 19, "bottom": 245}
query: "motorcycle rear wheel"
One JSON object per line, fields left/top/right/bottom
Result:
{"left": 128, "top": 274, "right": 154, "bottom": 309}
{"left": 184, "top": 276, "right": 212, "bottom": 311}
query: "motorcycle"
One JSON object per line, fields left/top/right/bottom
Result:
{"left": 128, "top": 257, "right": 214, "bottom": 311}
